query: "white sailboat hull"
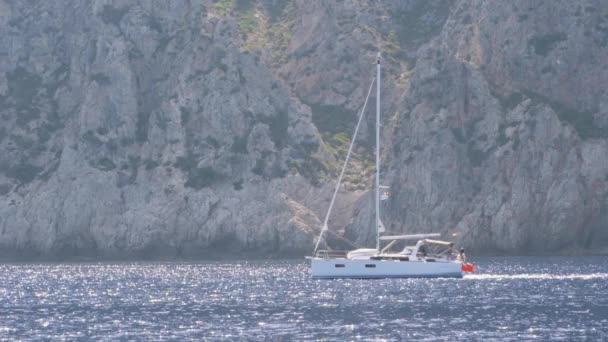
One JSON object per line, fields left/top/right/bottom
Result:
{"left": 310, "top": 258, "right": 463, "bottom": 279}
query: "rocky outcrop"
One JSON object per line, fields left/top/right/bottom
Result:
{"left": 0, "top": 0, "right": 329, "bottom": 258}
{"left": 356, "top": 0, "right": 608, "bottom": 254}
{"left": 0, "top": 0, "right": 606, "bottom": 259}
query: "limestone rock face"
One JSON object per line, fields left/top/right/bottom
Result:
{"left": 370, "top": 0, "right": 608, "bottom": 254}
{"left": 0, "top": 0, "right": 326, "bottom": 258}
{"left": 0, "top": 0, "right": 606, "bottom": 258}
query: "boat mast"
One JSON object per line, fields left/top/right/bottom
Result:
{"left": 375, "top": 52, "right": 381, "bottom": 251}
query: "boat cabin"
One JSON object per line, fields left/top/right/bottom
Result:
{"left": 316, "top": 233, "right": 458, "bottom": 262}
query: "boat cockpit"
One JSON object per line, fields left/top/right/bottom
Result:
{"left": 315, "top": 233, "right": 461, "bottom": 263}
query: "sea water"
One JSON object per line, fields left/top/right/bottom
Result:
{"left": 0, "top": 256, "right": 607, "bottom": 340}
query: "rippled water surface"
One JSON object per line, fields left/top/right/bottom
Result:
{"left": 1, "top": 257, "right": 607, "bottom": 340}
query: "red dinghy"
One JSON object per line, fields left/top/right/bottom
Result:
{"left": 461, "top": 263, "right": 475, "bottom": 273}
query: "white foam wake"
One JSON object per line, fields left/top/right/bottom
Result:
{"left": 464, "top": 273, "right": 608, "bottom": 280}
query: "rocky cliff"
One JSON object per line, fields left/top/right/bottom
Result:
{"left": 377, "top": 0, "right": 608, "bottom": 255}
{"left": 0, "top": 0, "right": 606, "bottom": 259}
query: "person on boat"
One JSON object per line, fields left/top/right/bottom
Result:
{"left": 457, "top": 248, "right": 466, "bottom": 262}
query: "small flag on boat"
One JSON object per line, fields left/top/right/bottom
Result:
{"left": 378, "top": 220, "right": 386, "bottom": 233}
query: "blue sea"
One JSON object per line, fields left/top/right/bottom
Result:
{"left": 0, "top": 256, "right": 607, "bottom": 341}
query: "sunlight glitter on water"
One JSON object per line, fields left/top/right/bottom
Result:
{"left": 0, "top": 257, "right": 606, "bottom": 340}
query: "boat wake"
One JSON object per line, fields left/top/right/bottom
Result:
{"left": 464, "top": 273, "right": 608, "bottom": 280}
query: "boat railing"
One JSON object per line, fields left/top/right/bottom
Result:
{"left": 314, "top": 250, "right": 348, "bottom": 259}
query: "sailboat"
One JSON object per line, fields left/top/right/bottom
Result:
{"left": 308, "top": 53, "right": 474, "bottom": 279}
